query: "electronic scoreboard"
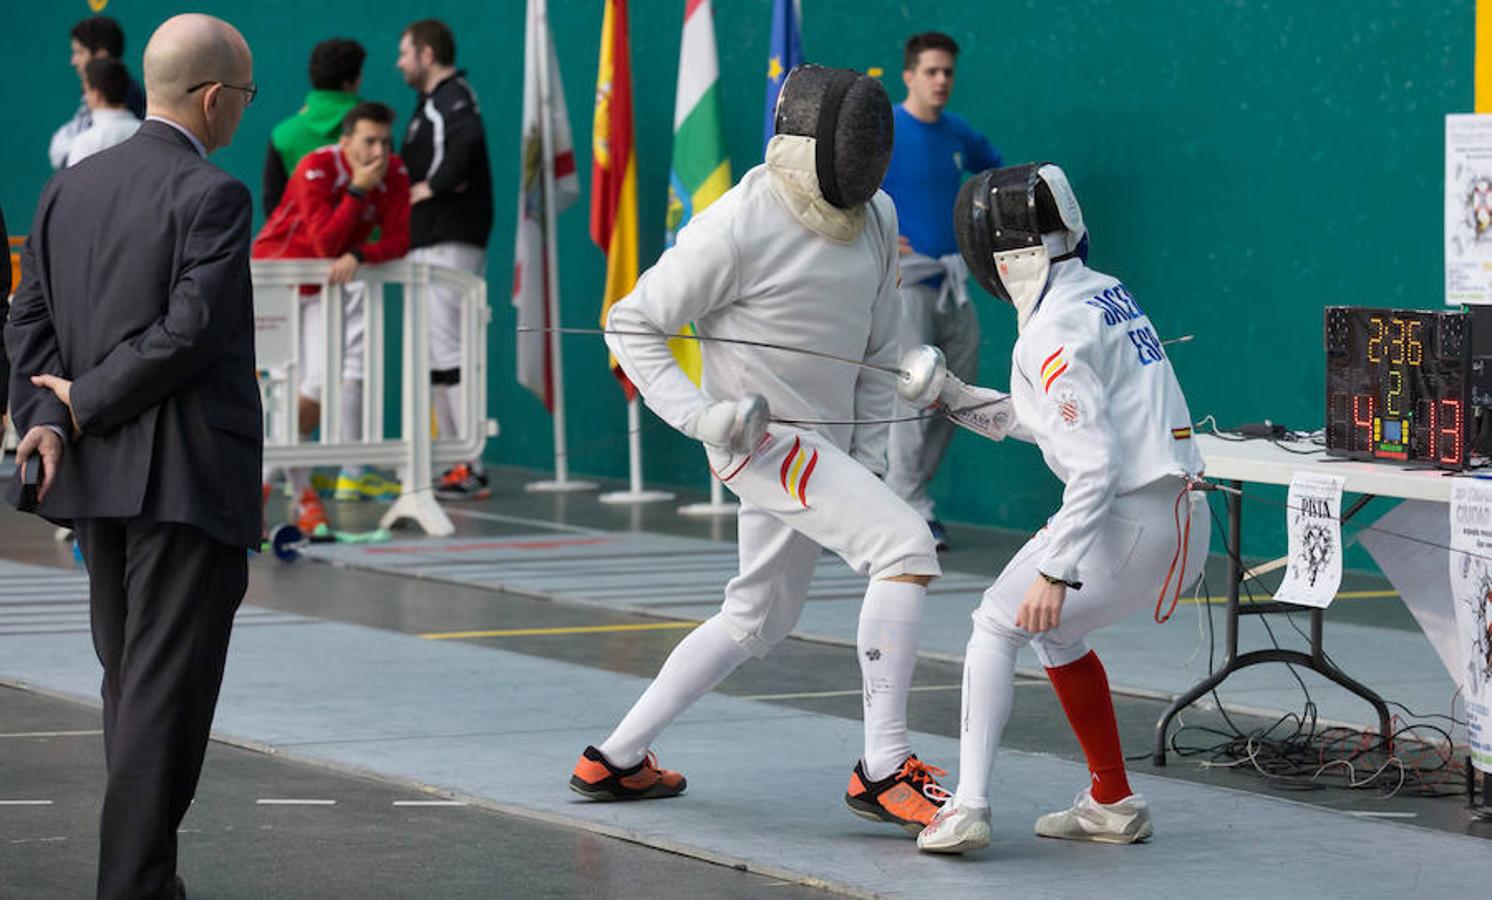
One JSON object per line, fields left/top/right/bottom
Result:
{"left": 1324, "top": 307, "right": 1470, "bottom": 468}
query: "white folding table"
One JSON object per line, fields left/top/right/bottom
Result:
{"left": 1152, "top": 433, "right": 1463, "bottom": 764}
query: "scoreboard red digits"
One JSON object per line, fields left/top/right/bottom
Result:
{"left": 1352, "top": 394, "right": 1374, "bottom": 446}
{"left": 1325, "top": 307, "right": 1469, "bottom": 470}
{"left": 1441, "top": 398, "right": 1464, "bottom": 466}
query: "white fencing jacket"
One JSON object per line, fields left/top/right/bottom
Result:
{"left": 1010, "top": 260, "right": 1203, "bottom": 585}
{"left": 604, "top": 162, "right": 903, "bottom": 472}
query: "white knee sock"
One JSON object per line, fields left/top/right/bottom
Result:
{"left": 340, "top": 379, "right": 364, "bottom": 442}
{"left": 857, "top": 579, "right": 926, "bottom": 781}
{"left": 598, "top": 614, "right": 752, "bottom": 768}
{"left": 433, "top": 384, "right": 459, "bottom": 440}
{"left": 952, "top": 623, "right": 1021, "bottom": 808}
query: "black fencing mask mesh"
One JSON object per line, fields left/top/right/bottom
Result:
{"left": 774, "top": 65, "right": 894, "bottom": 209}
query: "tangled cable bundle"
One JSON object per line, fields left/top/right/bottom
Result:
{"left": 1135, "top": 487, "right": 1473, "bottom": 800}
{"left": 1165, "top": 705, "right": 1467, "bottom": 799}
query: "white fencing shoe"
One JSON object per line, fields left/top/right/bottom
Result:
{"left": 916, "top": 803, "right": 992, "bottom": 854}
{"left": 1034, "top": 788, "right": 1153, "bottom": 844}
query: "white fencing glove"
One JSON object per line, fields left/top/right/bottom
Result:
{"left": 693, "top": 394, "right": 770, "bottom": 454}
{"left": 897, "top": 344, "right": 1015, "bottom": 442}
{"left": 942, "top": 377, "right": 1015, "bottom": 442}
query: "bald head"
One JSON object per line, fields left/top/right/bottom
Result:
{"left": 142, "top": 15, "right": 252, "bottom": 153}
{"left": 143, "top": 14, "right": 251, "bottom": 112}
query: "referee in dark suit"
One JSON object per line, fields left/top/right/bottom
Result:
{"left": 5, "top": 15, "right": 259, "bottom": 900}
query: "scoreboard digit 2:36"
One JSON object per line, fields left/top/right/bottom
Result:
{"left": 1324, "top": 307, "right": 1469, "bottom": 468}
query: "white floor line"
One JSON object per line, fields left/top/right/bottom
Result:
{"left": 0, "top": 729, "right": 102, "bottom": 739}
{"left": 255, "top": 799, "right": 337, "bottom": 806}
{"left": 1347, "top": 811, "right": 1419, "bottom": 818}
{"left": 0, "top": 800, "right": 55, "bottom": 805}
{"left": 391, "top": 800, "right": 467, "bottom": 807}
{"left": 443, "top": 509, "right": 608, "bottom": 536}
{"left": 9, "top": 836, "right": 67, "bottom": 845}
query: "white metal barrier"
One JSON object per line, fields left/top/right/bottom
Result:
{"left": 251, "top": 259, "right": 493, "bottom": 537}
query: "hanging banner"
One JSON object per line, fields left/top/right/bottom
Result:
{"left": 1273, "top": 472, "right": 1345, "bottom": 609}
{"left": 1450, "top": 480, "right": 1492, "bottom": 774}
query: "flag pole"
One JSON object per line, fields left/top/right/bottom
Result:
{"left": 528, "top": 0, "right": 596, "bottom": 493}
{"left": 600, "top": 396, "right": 675, "bottom": 503}
{"left": 678, "top": 473, "right": 737, "bottom": 517}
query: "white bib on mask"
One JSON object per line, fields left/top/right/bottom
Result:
{"left": 764, "top": 135, "right": 867, "bottom": 243}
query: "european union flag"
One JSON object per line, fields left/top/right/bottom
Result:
{"left": 762, "top": 0, "right": 803, "bottom": 154}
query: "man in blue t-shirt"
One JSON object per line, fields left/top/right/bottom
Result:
{"left": 880, "top": 31, "right": 1002, "bottom": 551}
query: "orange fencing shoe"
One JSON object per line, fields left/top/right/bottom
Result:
{"left": 569, "top": 746, "right": 687, "bottom": 802}
{"left": 844, "top": 755, "right": 951, "bottom": 835}
{"left": 435, "top": 462, "right": 491, "bottom": 501}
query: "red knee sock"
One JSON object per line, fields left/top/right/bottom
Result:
{"left": 1046, "top": 651, "right": 1132, "bottom": 804}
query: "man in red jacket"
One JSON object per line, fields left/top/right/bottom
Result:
{"left": 254, "top": 101, "right": 410, "bottom": 533}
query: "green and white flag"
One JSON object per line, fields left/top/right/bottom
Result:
{"left": 665, "top": 0, "right": 731, "bottom": 248}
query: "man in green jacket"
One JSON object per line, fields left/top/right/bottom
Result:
{"left": 262, "top": 38, "right": 365, "bottom": 216}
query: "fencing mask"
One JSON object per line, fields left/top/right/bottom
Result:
{"left": 954, "top": 163, "right": 1086, "bottom": 326}
{"left": 773, "top": 65, "right": 894, "bottom": 209}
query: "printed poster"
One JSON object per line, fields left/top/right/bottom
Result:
{"left": 1274, "top": 472, "right": 1345, "bottom": 609}
{"left": 1449, "top": 480, "right": 1492, "bottom": 774}
{"left": 253, "top": 285, "right": 297, "bottom": 369}
{"left": 1445, "top": 114, "right": 1492, "bottom": 306}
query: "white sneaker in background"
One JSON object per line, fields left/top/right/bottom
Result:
{"left": 1034, "top": 788, "right": 1153, "bottom": 844}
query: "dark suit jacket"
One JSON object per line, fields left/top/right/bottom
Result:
{"left": 4, "top": 120, "right": 263, "bottom": 548}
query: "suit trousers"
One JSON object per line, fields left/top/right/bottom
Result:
{"left": 75, "top": 518, "right": 247, "bottom": 900}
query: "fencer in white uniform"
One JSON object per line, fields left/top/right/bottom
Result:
{"left": 569, "top": 66, "right": 952, "bottom": 834}
{"left": 902, "top": 163, "right": 1211, "bottom": 853}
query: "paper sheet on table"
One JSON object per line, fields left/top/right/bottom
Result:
{"left": 1273, "top": 472, "right": 1345, "bottom": 609}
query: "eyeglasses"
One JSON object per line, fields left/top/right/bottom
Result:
{"left": 186, "top": 80, "right": 258, "bottom": 105}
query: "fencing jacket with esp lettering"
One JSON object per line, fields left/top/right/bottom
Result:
{"left": 1009, "top": 260, "right": 1203, "bottom": 585}
{"left": 400, "top": 72, "right": 494, "bottom": 250}
{"left": 604, "top": 163, "right": 903, "bottom": 474}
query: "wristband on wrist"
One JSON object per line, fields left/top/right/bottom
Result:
{"left": 347, "top": 185, "right": 367, "bottom": 200}
{"left": 1040, "top": 571, "right": 1081, "bottom": 589}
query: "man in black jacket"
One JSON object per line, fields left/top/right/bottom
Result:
{"left": 6, "top": 14, "right": 260, "bottom": 899}
{"left": 397, "top": 18, "right": 493, "bottom": 499}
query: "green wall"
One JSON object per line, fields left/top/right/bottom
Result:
{"left": 0, "top": 1, "right": 1473, "bottom": 547}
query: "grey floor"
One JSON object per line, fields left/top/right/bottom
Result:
{"left": 2, "top": 464, "right": 1489, "bottom": 898}
{"left": 0, "top": 686, "right": 829, "bottom": 900}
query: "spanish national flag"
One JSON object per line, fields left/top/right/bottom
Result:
{"left": 592, "top": 0, "right": 641, "bottom": 398}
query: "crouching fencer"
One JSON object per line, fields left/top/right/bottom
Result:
{"left": 901, "top": 164, "right": 1211, "bottom": 853}
{"left": 569, "top": 65, "right": 953, "bottom": 834}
